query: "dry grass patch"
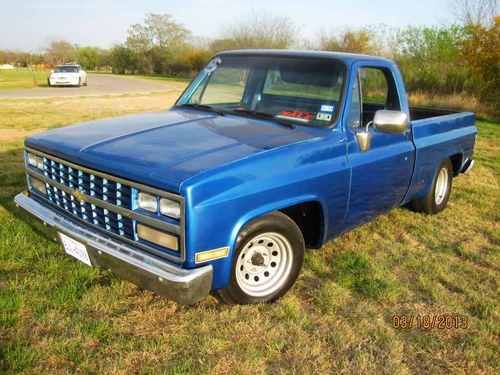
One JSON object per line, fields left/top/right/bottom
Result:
{"left": 408, "top": 91, "right": 498, "bottom": 121}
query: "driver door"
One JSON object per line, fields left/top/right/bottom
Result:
{"left": 344, "top": 64, "right": 415, "bottom": 228}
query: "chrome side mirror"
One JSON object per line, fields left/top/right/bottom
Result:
{"left": 373, "top": 110, "right": 409, "bottom": 134}
{"left": 356, "top": 131, "right": 372, "bottom": 152}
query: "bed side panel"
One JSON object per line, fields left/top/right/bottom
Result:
{"left": 405, "top": 112, "right": 476, "bottom": 201}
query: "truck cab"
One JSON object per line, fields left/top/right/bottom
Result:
{"left": 16, "top": 50, "right": 476, "bottom": 304}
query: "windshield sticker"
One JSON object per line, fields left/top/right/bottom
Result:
{"left": 204, "top": 57, "right": 221, "bottom": 73}
{"left": 316, "top": 112, "right": 332, "bottom": 121}
{"left": 276, "top": 110, "right": 314, "bottom": 123}
{"left": 320, "top": 104, "right": 335, "bottom": 113}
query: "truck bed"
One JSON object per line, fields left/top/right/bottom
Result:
{"left": 405, "top": 108, "right": 476, "bottom": 202}
{"left": 410, "top": 106, "right": 462, "bottom": 121}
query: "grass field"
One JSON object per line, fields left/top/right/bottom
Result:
{"left": 0, "top": 91, "right": 498, "bottom": 374}
{"left": 91, "top": 71, "right": 191, "bottom": 83}
{"left": 0, "top": 69, "right": 49, "bottom": 89}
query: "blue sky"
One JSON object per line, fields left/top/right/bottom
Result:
{"left": 1, "top": 0, "right": 453, "bottom": 51}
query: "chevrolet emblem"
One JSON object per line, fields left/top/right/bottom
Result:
{"left": 73, "top": 190, "right": 86, "bottom": 202}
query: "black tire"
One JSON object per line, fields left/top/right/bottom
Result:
{"left": 410, "top": 159, "right": 453, "bottom": 214}
{"left": 216, "top": 211, "right": 305, "bottom": 304}
{"left": 77, "top": 78, "right": 81, "bottom": 87}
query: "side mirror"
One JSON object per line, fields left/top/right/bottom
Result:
{"left": 355, "top": 131, "right": 372, "bottom": 152}
{"left": 373, "top": 110, "right": 409, "bottom": 134}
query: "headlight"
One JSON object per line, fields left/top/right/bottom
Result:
{"left": 29, "top": 176, "right": 47, "bottom": 195}
{"left": 138, "top": 192, "right": 158, "bottom": 212}
{"left": 137, "top": 224, "right": 179, "bottom": 251}
{"left": 160, "top": 198, "right": 181, "bottom": 219}
{"left": 27, "top": 152, "right": 44, "bottom": 170}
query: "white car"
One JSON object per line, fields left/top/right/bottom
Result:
{"left": 48, "top": 64, "right": 88, "bottom": 87}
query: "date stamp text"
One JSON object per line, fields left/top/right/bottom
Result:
{"left": 392, "top": 314, "right": 469, "bottom": 330}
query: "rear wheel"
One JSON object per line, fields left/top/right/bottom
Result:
{"left": 410, "top": 159, "right": 453, "bottom": 214}
{"left": 217, "top": 212, "right": 304, "bottom": 304}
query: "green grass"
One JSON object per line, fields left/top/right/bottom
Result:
{"left": 0, "top": 92, "right": 499, "bottom": 373}
{"left": 0, "top": 69, "right": 49, "bottom": 89}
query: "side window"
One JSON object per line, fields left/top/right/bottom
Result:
{"left": 360, "top": 68, "right": 388, "bottom": 106}
{"left": 358, "top": 67, "right": 400, "bottom": 125}
{"left": 347, "top": 74, "right": 361, "bottom": 128}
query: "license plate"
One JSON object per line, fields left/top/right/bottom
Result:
{"left": 59, "top": 232, "right": 92, "bottom": 266}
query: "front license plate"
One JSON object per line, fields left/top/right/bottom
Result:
{"left": 59, "top": 232, "right": 92, "bottom": 266}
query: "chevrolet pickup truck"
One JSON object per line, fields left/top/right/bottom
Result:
{"left": 15, "top": 50, "right": 477, "bottom": 305}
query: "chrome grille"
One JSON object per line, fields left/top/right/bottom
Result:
{"left": 42, "top": 157, "right": 135, "bottom": 240}
{"left": 25, "top": 148, "right": 186, "bottom": 262}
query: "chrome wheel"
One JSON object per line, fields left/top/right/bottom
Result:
{"left": 435, "top": 167, "right": 449, "bottom": 205}
{"left": 235, "top": 232, "right": 294, "bottom": 297}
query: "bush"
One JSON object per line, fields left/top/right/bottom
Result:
{"left": 110, "top": 46, "right": 137, "bottom": 74}
{"left": 461, "top": 16, "right": 500, "bottom": 106}
{"left": 393, "top": 25, "right": 470, "bottom": 94}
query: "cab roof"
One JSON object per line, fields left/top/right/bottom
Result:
{"left": 216, "top": 49, "right": 393, "bottom": 66}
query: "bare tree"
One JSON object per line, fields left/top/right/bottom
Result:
{"left": 126, "top": 13, "right": 190, "bottom": 51}
{"left": 451, "top": 0, "right": 498, "bottom": 25}
{"left": 318, "top": 28, "right": 380, "bottom": 55}
{"left": 45, "top": 40, "right": 76, "bottom": 65}
{"left": 212, "top": 12, "right": 297, "bottom": 51}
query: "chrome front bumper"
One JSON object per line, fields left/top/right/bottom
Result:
{"left": 14, "top": 193, "right": 212, "bottom": 305}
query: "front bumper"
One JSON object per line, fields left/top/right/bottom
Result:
{"left": 49, "top": 78, "right": 80, "bottom": 86}
{"left": 49, "top": 82, "right": 79, "bottom": 87}
{"left": 14, "top": 192, "right": 212, "bottom": 305}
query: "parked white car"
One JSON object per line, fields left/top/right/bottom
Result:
{"left": 48, "top": 64, "right": 88, "bottom": 87}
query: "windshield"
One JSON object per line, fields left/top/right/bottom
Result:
{"left": 54, "top": 66, "right": 79, "bottom": 73}
{"left": 178, "top": 55, "right": 346, "bottom": 127}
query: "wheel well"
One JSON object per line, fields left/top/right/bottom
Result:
{"left": 449, "top": 153, "right": 463, "bottom": 176}
{"left": 280, "top": 201, "right": 324, "bottom": 249}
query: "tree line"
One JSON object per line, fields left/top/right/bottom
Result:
{"left": 0, "top": 1, "right": 498, "bottom": 112}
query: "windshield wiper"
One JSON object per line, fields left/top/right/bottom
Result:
{"left": 231, "top": 108, "right": 295, "bottom": 129}
{"left": 178, "top": 103, "right": 225, "bottom": 116}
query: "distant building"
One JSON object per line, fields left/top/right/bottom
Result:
{"left": 0, "top": 64, "right": 15, "bottom": 70}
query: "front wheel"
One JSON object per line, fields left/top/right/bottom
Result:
{"left": 217, "top": 212, "right": 305, "bottom": 304}
{"left": 410, "top": 159, "right": 453, "bottom": 214}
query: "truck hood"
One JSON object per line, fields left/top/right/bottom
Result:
{"left": 26, "top": 108, "right": 318, "bottom": 192}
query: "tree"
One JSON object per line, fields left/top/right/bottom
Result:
{"left": 126, "top": 13, "right": 190, "bottom": 73}
{"left": 451, "top": 0, "right": 498, "bottom": 26}
{"left": 212, "top": 13, "right": 297, "bottom": 51}
{"left": 461, "top": 16, "right": 500, "bottom": 104}
{"left": 318, "top": 28, "right": 379, "bottom": 54}
{"left": 110, "top": 45, "right": 137, "bottom": 74}
{"left": 76, "top": 46, "right": 107, "bottom": 70}
{"left": 45, "top": 40, "right": 76, "bottom": 65}
{"left": 393, "top": 25, "right": 469, "bottom": 93}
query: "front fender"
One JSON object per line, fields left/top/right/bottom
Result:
{"left": 181, "top": 133, "right": 349, "bottom": 290}
{"left": 228, "top": 194, "right": 329, "bottom": 253}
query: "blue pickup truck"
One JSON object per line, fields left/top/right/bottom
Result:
{"left": 16, "top": 50, "right": 477, "bottom": 304}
